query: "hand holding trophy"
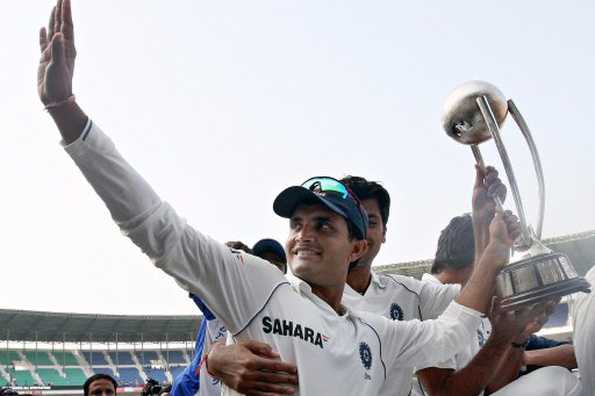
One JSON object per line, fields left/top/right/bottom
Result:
{"left": 442, "top": 81, "right": 590, "bottom": 310}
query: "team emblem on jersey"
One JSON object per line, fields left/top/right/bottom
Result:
{"left": 477, "top": 329, "right": 486, "bottom": 347}
{"left": 359, "top": 342, "right": 372, "bottom": 370}
{"left": 390, "top": 303, "right": 404, "bottom": 321}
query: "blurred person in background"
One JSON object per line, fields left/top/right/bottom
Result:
{"left": 83, "top": 374, "right": 118, "bottom": 396}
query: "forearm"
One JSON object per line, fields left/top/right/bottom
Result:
{"left": 456, "top": 244, "right": 505, "bottom": 314}
{"left": 485, "top": 346, "right": 523, "bottom": 394}
{"left": 48, "top": 100, "right": 89, "bottom": 145}
{"left": 418, "top": 339, "right": 511, "bottom": 396}
{"left": 472, "top": 218, "right": 490, "bottom": 264}
{"left": 63, "top": 119, "right": 162, "bottom": 225}
{"left": 524, "top": 345, "right": 577, "bottom": 369}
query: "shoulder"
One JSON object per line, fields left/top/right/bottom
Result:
{"left": 377, "top": 273, "right": 425, "bottom": 296}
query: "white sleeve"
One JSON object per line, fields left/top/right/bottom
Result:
{"left": 63, "top": 120, "right": 287, "bottom": 334}
{"left": 418, "top": 280, "right": 460, "bottom": 320}
{"left": 380, "top": 301, "right": 481, "bottom": 368}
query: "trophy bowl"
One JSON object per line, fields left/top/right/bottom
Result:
{"left": 442, "top": 81, "right": 508, "bottom": 145}
{"left": 496, "top": 250, "right": 591, "bottom": 310}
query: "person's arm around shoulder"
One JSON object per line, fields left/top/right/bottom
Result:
{"left": 207, "top": 341, "right": 298, "bottom": 396}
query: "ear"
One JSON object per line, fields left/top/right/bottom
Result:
{"left": 382, "top": 225, "right": 387, "bottom": 243}
{"left": 349, "top": 239, "right": 368, "bottom": 264}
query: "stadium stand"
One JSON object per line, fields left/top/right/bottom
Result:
{"left": 83, "top": 351, "right": 108, "bottom": 366}
{"left": 135, "top": 351, "right": 159, "bottom": 366}
{"left": 108, "top": 352, "right": 134, "bottom": 366}
{"left": 24, "top": 351, "right": 52, "bottom": 366}
{"left": 53, "top": 351, "right": 79, "bottom": 366}
{"left": 0, "top": 230, "right": 593, "bottom": 391}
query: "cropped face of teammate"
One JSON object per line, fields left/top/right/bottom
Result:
{"left": 87, "top": 379, "right": 116, "bottom": 396}
{"left": 287, "top": 204, "right": 367, "bottom": 288}
{"left": 358, "top": 198, "right": 386, "bottom": 267}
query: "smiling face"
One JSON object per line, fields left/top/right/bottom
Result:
{"left": 286, "top": 204, "right": 367, "bottom": 288}
{"left": 356, "top": 198, "right": 386, "bottom": 267}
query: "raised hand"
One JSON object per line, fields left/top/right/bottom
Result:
{"left": 472, "top": 165, "right": 507, "bottom": 224}
{"left": 38, "top": 0, "right": 76, "bottom": 106}
{"left": 489, "top": 210, "right": 521, "bottom": 249}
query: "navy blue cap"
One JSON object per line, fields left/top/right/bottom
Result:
{"left": 273, "top": 184, "right": 368, "bottom": 240}
{"left": 252, "top": 238, "right": 287, "bottom": 263}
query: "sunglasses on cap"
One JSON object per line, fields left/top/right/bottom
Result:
{"left": 302, "top": 176, "right": 351, "bottom": 199}
{"left": 301, "top": 176, "right": 366, "bottom": 212}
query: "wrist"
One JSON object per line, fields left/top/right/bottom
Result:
{"left": 480, "top": 243, "right": 509, "bottom": 267}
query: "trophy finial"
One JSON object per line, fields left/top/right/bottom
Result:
{"left": 441, "top": 80, "right": 508, "bottom": 145}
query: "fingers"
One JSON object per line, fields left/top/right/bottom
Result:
{"left": 61, "top": 0, "right": 74, "bottom": 42}
{"left": 245, "top": 356, "right": 298, "bottom": 376}
{"left": 241, "top": 381, "right": 296, "bottom": 396}
{"left": 55, "top": 0, "right": 64, "bottom": 36}
{"left": 474, "top": 164, "right": 486, "bottom": 189}
{"left": 502, "top": 211, "right": 521, "bottom": 240}
{"left": 39, "top": 27, "right": 49, "bottom": 53}
{"left": 48, "top": 6, "right": 56, "bottom": 40}
{"left": 245, "top": 364, "right": 299, "bottom": 384}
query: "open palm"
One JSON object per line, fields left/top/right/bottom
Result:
{"left": 38, "top": 0, "right": 76, "bottom": 105}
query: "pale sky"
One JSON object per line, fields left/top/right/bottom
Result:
{"left": 2, "top": 1, "right": 595, "bottom": 315}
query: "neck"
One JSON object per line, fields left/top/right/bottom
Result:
{"left": 311, "top": 284, "right": 347, "bottom": 314}
{"left": 436, "top": 270, "right": 467, "bottom": 287}
{"left": 346, "top": 264, "right": 372, "bottom": 295}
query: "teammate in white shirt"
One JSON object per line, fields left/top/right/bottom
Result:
{"left": 417, "top": 214, "right": 582, "bottom": 396}
{"left": 37, "top": 2, "right": 544, "bottom": 395}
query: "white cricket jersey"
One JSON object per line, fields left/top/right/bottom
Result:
{"left": 572, "top": 267, "right": 595, "bottom": 396}
{"left": 199, "top": 318, "right": 227, "bottom": 396}
{"left": 64, "top": 120, "right": 483, "bottom": 396}
{"left": 417, "top": 273, "right": 492, "bottom": 396}
{"left": 342, "top": 271, "right": 460, "bottom": 396}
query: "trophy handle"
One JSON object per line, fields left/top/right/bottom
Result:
{"left": 507, "top": 100, "right": 546, "bottom": 240}
{"left": 475, "top": 96, "right": 533, "bottom": 247}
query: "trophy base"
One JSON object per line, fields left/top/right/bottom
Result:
{"left": 496, "top": 252, "right": 591, "bottom": 311}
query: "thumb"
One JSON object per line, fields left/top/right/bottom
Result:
{"left": 474, "top": 164, "right": 485, "bottom": 189}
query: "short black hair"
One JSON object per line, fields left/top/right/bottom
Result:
{"left": 432, "top": 213, "right": 475, "bottom": 274}
{"left": 83, "top": 374, "right": 118, "bottom": 396}
{"left": 340, "top": 176, "right": 390, "bottom": 228}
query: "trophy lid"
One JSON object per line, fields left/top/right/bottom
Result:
{"left": 442, "top": 80, "right": 509, "bottom": 145}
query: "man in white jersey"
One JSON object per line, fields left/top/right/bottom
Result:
{"left": 37, "top": 2, "right": 542, "bottom": 395}
{"left": 207, "top": 172, "right": 504, "bottom": 395}
{"left": 416, "top": 214, "right": 582, "bottom": 396}
{"left": 572, "top": 266, "right": 595, "bottom": 396}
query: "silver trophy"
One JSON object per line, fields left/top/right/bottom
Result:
{"left": 442, "top": 80, "right": 590, "bottom": 310}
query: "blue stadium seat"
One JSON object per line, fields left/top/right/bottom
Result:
{"left": 118, "top": 368, "right": 142, "bottom": 386}
{"left": 144, "top": 367, "right": 167, "bottom": 384}
{"left": 84, "top": 351, "right": 109, "bottom": 366}
{"left": 108, "top": 352, "right": 134, "bottom": 366}
{"left": 135, "top": 351, "right": 159, "bottom": 366}
{"left": 165, "top": 351, "right": 185, "bottom": 364}
{"left": 94, "top": 367, "right": 116, "bottom": 378}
